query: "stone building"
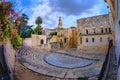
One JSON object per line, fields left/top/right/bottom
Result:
{"left": 31, "top": 34, "right": 47, "bottom": 47}
{"left": 104, "top": 0, "right": 120, "bottom": 79}
{"left": 77, "top": 14, "right": 114, "bottom": 53}
{"left": 53, "top": 16, "right": 77, "bottom": 49}
{"left": 57, "top": 27, "right": 77, "bottom": 49}
{"left": 104, "top": 0, "right": 116, "bottom": 22}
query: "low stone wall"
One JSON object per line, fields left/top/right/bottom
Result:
{"left": 23, "top": 38, "right": 32, "bottom": 47}
{"left": 4, "top": 40, "right": 15, "bottom": 71}
{"left": 40, "top": 42, "right": 59, "bottom": 51}
{"left": 50, "top": 42, "right": 59, "bottom": 49}
{"left": 40, "top": 44, "right": 50, "bottom": 51}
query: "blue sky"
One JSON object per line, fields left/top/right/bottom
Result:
{"left": 9, "top": 0, "right": 110, "bottom": 29}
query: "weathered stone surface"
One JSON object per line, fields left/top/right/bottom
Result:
{"left": 17, "top": 46, "right": 103, "bottom": 78}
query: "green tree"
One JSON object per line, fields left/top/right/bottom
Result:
{"left": 0, "top": 2, "right": 22, "bottom": 49}
{"left": 21, "top": 13, "right": 29, "bottom": 24}
{"left": 19, "top": 13, "right": 33, "bottom": 38}
{"left": 11, "top": 33, "right": 22, "bottom": 49}
{"left": 35, "top": 16, "right": 43, "bottom": 34}
{"left": 50, "top": 32, "right": 57, "bottom": 36}
{"left": 25, "top": 28, "right": 35, "bottom": 37}
{"left": 35, "top": 16, "right": 42, "bottom": 25}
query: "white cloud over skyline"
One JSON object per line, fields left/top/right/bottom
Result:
{"left": 14, "top": 0, "right": 110, "bottom": 29}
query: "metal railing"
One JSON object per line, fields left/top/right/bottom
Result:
{"left": 98, "top": 40, "right": 113, "bottom": 80}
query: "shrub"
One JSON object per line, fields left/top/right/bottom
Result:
{"left": 50, "top": 32, "right": 57, "bottom": 36}
{"left": 11, "top": 33, "right": 22, "bottom": 49}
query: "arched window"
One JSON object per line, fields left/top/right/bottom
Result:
{"left": 101, "top": 28, "right": 103, "bottom": 33}
{"left": 92, "top": 38, "right": 95, "bottom": 43}
{"left": 86, "top": 29, "right": 88, "bottom": 34}
{"left": 107, "top": 19, "right": 111, "bottom": 24}
{"left": 99, "top": 20, "right": 103, "bottom": 25}
{"left": 78, "top": 21, "right": 81, "bottom": 26}
{"left": 79, "top": 30, "right": 82, "bottom": 35}
{"left": 86, "top": 38, "right": 88, "bottom": 43}
{"left": 105, "top": 28, "right": 108, "bottom": 32}
{"left": 92, "top": 22, "right": 95, "bottom": 26}
{"left": 93, "top": 28, "right": 96, "bottom": 34}
{"left": 64, "top": 38, "right": 67, "bottom": 43}
{"left": 108, "top": 37, "right": 110, "bottom": 42}
{"left": 80, "top": 37, "right": 82, "bottom": 44}
{"left": 109, "top": 28, "right": 111, "bottom": 32}
{"left": 100, "top": 37, "right": 102, "bottom": 42}
{"left": 85, "top": 22, "right": 88, "bottom": 27}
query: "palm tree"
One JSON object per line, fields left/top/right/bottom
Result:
{"left": 35, "top": 16, "right": 43, "bottom": 34}
{"left": 35, "top": 16, "right": 42, "bottom": 25}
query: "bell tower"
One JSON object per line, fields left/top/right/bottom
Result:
{"left": 58, "top": 16, "right": 62, "bottom": 28}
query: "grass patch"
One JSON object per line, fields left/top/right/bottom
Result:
{"left": 19, "top": 64, "right": 27, "bottom": 71}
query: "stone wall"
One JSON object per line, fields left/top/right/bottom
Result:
{"left": 50, "top": 42, "right": 59, "bottom": 49}
{"left": 4, "top": 40, "right": 15, "bottom": 71}
{"left": 49, "top": 36, "right": 58, "bottom": 43}
{"left": 77, "top": 35, "right": 112, "bottom": 53}
{"left": 31, "top": 34, "right": 47, "bottom": 48}
{"left": 77, "top": 14, "right": 114, "bottom": 53}
{"left": 31, "top": 35, "right": 39, "bottom": 48}
{"left": 115, "top": 0, "right": 120, "bottom": 64}
{"left": 57, "top": 27, "right": 77, "bottom": 49}
{"left": 23, "top": 38, "right": 32, "bottom": 47}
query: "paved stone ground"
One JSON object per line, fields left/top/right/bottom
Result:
{"left": 16, "top": 46, "right": 105, "bottom": 79}
{"left": 43, "top": 53, "right": 94, "bottom": 69}
{"left": 14, "top": 59, "right": 78, "bottom": 80}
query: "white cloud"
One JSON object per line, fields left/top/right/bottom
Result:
{"left": 28, "top": 1, "right": 52, "bottom": 28}
{"left": 27, "top": 0, "right": 109, "bottom": 29}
